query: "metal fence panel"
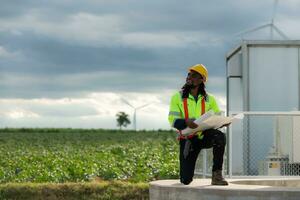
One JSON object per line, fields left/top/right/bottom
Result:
{"left": 230, "top": 112, "right": 300, "bottom": 177}
{"left": 195, "top": 112, "right": 300, "bottom": 177}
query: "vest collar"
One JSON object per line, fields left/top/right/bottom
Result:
{"left": 187, "top": 93, "right": 204, "bottom": 100}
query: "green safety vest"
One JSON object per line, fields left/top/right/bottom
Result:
{"left": 168, "top": 91, "right": 220, "bottom": 139}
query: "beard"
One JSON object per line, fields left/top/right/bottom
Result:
{"left": 184, "top": 82, "right": 198, "bottom": 89}
{"left": 181, "top": 83, "right": 197, "bottom": 98}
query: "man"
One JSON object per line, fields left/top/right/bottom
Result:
{"left": 168, "top": 64, "right": 228, "bottom": 185}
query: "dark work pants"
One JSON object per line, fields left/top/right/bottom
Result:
{"left": 179, "top": 129, "right": 226, "bottom": 185}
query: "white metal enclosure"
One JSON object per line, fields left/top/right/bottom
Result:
{"left": 226, "top": 40, "right": 300, "bottom": 176}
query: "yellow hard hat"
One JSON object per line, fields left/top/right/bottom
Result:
{"left": 188, "top": 64, "right": 208, "bottom": 82}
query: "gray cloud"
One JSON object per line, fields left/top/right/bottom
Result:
{"left": 0, "top": 0, "right": 272, "bottom": 33}
{"left": 0, "top": 0, "right": 299, "bottom": 100}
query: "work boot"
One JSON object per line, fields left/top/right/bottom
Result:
{"left": 211, "top": 170, "right": 228, "bottom": 186}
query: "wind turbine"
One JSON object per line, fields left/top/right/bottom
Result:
{"left": 121, "top": 98, "right": 152, "bottom": 131}
{"left": 235, "top": 0, "right": 289, "bottom": 40}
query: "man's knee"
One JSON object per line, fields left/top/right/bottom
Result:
{"left": 213, "top": 130, "right": 226, "bottom": 146}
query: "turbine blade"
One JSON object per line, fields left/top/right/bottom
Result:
{"left": 120, "top": 98, "right": 134, "bottom": 108}
{"left": 271, "top": 0, "right": 279, "bottom": 24}
{"left": 235, "top": 23, "right": 271, "bottom": 37}
{"left": 272, "top": 24, "right": 289, "bottom": 39}
{"left": 136, "top": 103, "right": 152, "bottom": 110}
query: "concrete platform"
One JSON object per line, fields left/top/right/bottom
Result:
{"left": 150, "top": 178, "right": 300, "bottom": 200}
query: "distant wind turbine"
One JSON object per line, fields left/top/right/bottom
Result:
{"left": 212, "top": 0, "right": 289, "bottom": 44}
{"left": 235, "top": 0, "right": 288, "bottom": 40}
{"left": 121, "top": 98, "right": 152, "bottom": 131}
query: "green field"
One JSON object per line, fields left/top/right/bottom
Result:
{"left": 0, "top": 128, "right": 179, "bottom": 184}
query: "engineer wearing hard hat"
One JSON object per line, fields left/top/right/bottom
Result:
{"left": 168, "top": 64, "right": 228, "bottom": 186}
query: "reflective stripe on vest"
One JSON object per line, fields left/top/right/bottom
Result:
{"left": 178, "top": 97, "right": 205, "bottom": 140}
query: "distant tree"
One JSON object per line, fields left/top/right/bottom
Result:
{"left": 116, "top": 111, "right": 131, "bottom": 130}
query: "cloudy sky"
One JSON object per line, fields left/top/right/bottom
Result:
{"left": 1, "top": 0, "right": 300, "bottom": 130}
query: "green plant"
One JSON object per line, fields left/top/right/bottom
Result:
{"left": 0, "top": 128, "right": 179, "bottom": 183}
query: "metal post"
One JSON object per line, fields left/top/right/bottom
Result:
{"left": 298, "top": 48, "right": 300, "bottom": 110}
{"left": 229, "top": 125, "right": 233, "bottom": 178}
{"left": 203, "top": 149, "right": 207, "bottom": 178}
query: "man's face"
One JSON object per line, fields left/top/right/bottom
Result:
{"left": 186, "top": 70, "right": 203, "bottom": 87}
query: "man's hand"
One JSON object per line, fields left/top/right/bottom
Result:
{"left": 185, "top": 119, "right": 198, "bottom": 129}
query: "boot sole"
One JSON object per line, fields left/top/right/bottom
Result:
{"left": 211, "top": 182, "right": 229, "bottom": 186}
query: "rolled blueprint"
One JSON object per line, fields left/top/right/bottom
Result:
{"left": 180, "top": 112, "right": 244, "bottom": 136}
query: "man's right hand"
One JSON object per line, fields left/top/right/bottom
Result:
{"left": 185, "top": 119, "right": 198, "bottom": 129}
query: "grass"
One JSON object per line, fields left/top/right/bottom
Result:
{"left": 0, "top": 180, "right": 149, "bottom": 200}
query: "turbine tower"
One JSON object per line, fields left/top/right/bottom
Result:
{"left": 121, "top": 98, "right": 152, "bottom": 131}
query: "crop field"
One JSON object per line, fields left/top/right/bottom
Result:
{"left": 0, "top": 128, "right": 179, "bottom": 183}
